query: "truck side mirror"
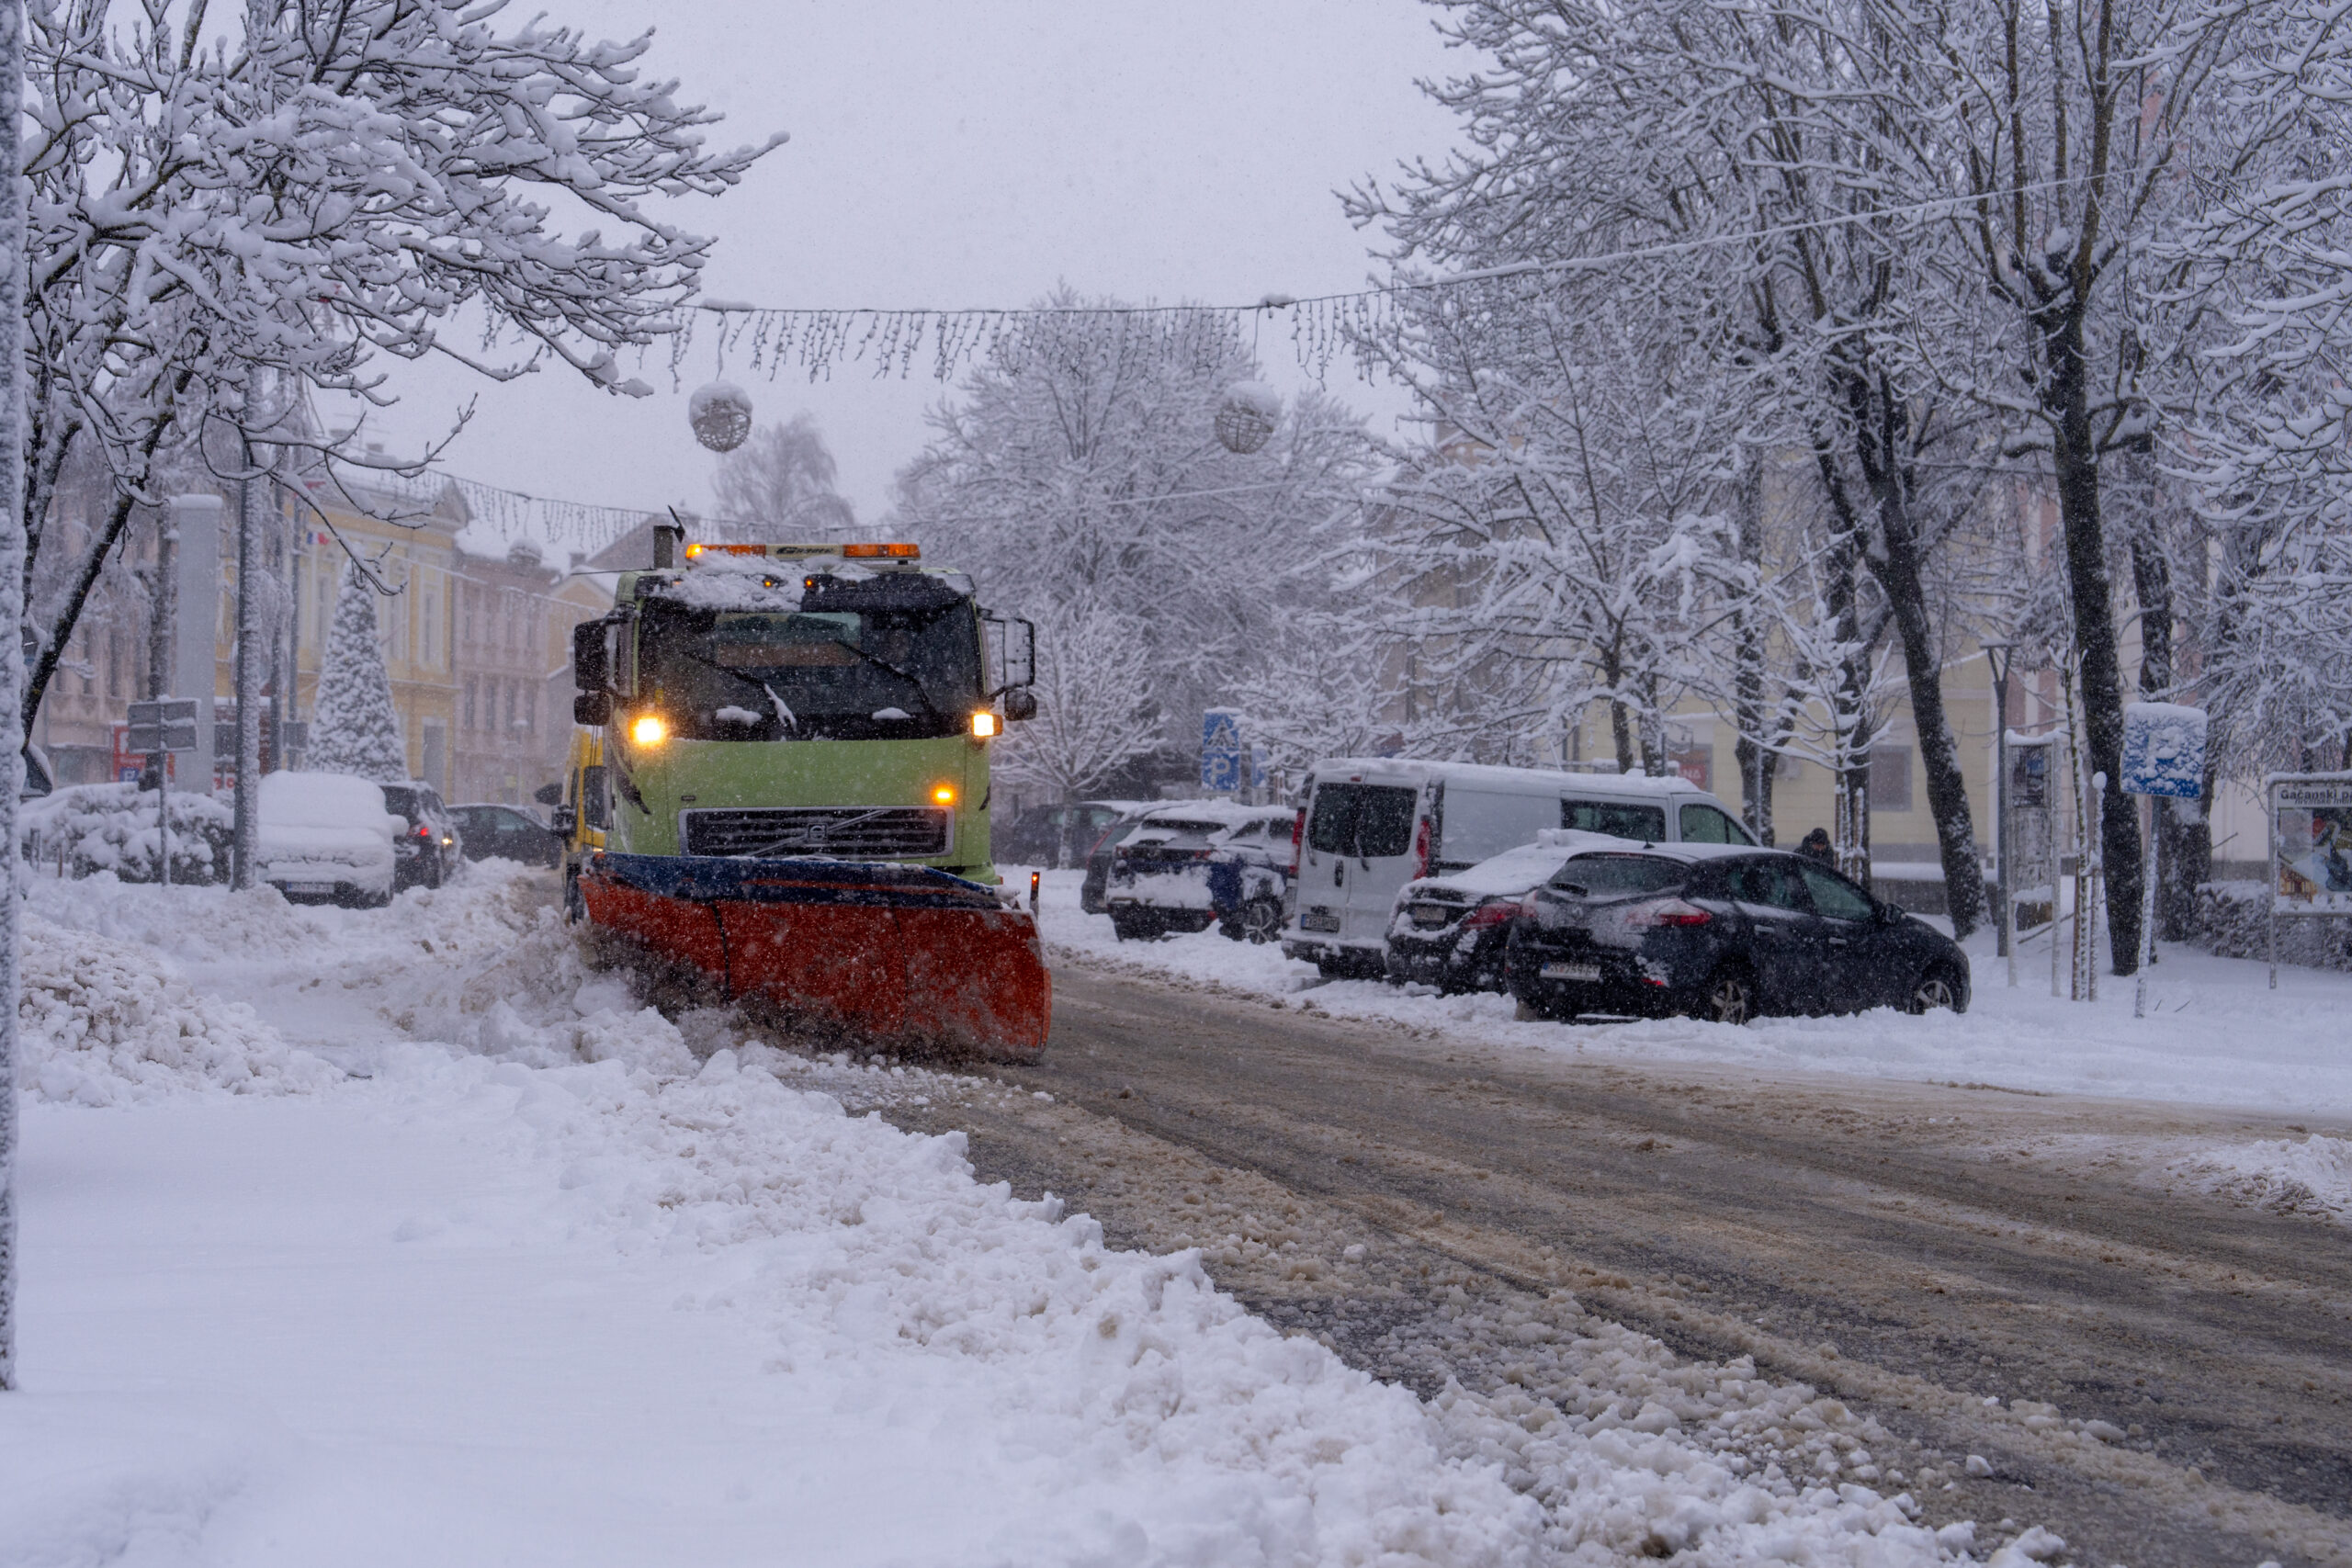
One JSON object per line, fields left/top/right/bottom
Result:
{"left": 574, "top": 692, "right": 612, "bottom": 726}
{"left": 549, "top": 804, "right": 578, "bottom": 837}
{"left": 571, "top": 620, "right": 608, "bottom": 693}
{"left": 1004, "top": 688, "right": 1038, "bottom": 722}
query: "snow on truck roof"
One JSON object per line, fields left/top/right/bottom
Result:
{"left": 1308, "top": 757, "right": 1706, "bottom": 796}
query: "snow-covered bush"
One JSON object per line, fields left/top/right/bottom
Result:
{"left": 21, "top": 782, "right": 232, "bottom": 885}
{"left": 2193, "top": 881, "right": 2352, "bottom": 973}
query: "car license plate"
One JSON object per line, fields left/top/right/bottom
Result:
{"left": 1409, "top": 905, "right": 1452, "bottom": 930}
{"left": 1540, "top": 961, "right": 1602, "bottom": 983}
{"left": 1300, "top": 908, "right": 1341, "bottom": 933}
{"left": 285, "top": 882, "right": 334, "bottom": 896}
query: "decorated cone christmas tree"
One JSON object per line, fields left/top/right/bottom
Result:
{"left": 307, "top": 566, "right": 410, "bottom": 782}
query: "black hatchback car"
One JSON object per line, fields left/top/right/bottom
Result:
{"left": 1506, "top": 845, "right": 1969, "bottom": 1024}
{"left": 449, "top": 803, "right": 563, "bottom": 867}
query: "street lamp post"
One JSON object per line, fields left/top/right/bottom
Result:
{"left": 1984, "top": 642, "right": 2018, "bottom": 987}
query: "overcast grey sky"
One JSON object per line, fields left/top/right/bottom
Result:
{"left": 367, "top": 0, "right": 1464, "bottom": 530}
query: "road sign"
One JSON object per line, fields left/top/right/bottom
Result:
{"left": 2120, "top": 703, "right": 2207, "bottom": 797}
{"left": 126, "top": 698, "right": 200, "bottom": 755}
{"left": 1201, "top": 708, "right": 1243, "bottom": 793}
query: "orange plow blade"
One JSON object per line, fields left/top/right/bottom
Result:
{"left": 578, "top": 852, "right": 1051, "bottom": 1059}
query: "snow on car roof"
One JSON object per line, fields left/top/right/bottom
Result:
{"left": 259, "top": 772, "right": 400, "bottom": 831}
{"left": 1136, "top": 799, "right": 1275, "bottom": 829}
{"left": 1557, "top": 838, "right": 1761, "bottom": 863}
{"left": 1404, "top": 831, "right": 1629, "bottom": 897}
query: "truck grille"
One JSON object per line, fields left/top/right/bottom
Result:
{"left": 681, "top": 807, "right": 953, "bottom": 860}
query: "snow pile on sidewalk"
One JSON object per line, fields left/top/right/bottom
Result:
{"left": 17, "top": 913, "right": 336, "bottom": 1105}
{"left": 7, "top": 866, "right": 1997, "bottom": 1565}
{"left": 2169, "top": 1134, "right": 2352, "bottom": 1223}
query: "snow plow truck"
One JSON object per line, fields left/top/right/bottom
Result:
{"left": 554, "top": 527, "right": 1050, "bottom": 1058}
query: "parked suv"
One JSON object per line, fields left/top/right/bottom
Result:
{"left": 1506, "top": 844, "right": 1969, "bottom": 1023}
{"left": 1283, "top": 758, "right": 1752, "bottom": 978}
{"left": 379, "top": 781, "right": 461, "bottom": 891}
{"left": 1103, "top": 802, "right": 1297, "bottom": 942}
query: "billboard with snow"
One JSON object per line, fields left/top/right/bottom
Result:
{"left": 2271, "top": 774, "right": 2352, "bottom": 917}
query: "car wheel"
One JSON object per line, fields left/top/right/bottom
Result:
{"left": 1908, "top": 969, "right": 1963, "bottom": 1014}
{"left": 1110, "top": 912, "right": 1148, "bottom": 942}
{"left": 1237, "top": 897, "right": 1283, "bottom": 944}
{"left": 1693, "top": 966, "right": 1756, "bottom": 1025}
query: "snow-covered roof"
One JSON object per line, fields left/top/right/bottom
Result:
{"left": 1308, "top": 757, "right": 1703, "bottom": 796}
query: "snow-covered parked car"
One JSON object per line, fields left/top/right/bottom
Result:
{"left": 1104, "top": 801, "right": 1298, "bottom": 942}
{"left": 1385, "top": 829, "right": 1618, "bottom": 993}
{"left": 257, "top": 772, "right": 401, "bottom": 907}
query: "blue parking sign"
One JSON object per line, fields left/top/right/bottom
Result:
{"left": 1201, "top": 708, "right": 1243, "bottom": 792}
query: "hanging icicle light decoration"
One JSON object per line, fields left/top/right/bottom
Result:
{"left": 688, "top": 380, "right": 754, "bottom": 452}
{"left": 1214, "top": 380, "right": 1283, "bottom": 454}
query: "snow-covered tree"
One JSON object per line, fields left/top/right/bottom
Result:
{"left": 710, "top": 416, "right": 856, "bottom": 541}
{"left": 307, "top": 569, "right": 410, "bottom": 784}
{"left": 1352, "top": 285, "right": 1747, "bottom": 776}
{"left": 894, "top": 293, "right": 1375, "bottom": 768}
{"left": 991, "top": 599, "right": 1164, "bottom": 800}
{"left": 17, "top": 0, "right": 781, "bottom": 731}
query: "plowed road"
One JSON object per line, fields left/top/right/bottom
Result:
{"left": 890, "top": 962, "right": 2352, "bottom": 1568}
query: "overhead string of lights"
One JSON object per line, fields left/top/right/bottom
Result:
{"left": 647, "top": 168, "right": 2106, "bottom": 392}
{"left": 439, "top": 172, "right": 2109, "bottom": 552}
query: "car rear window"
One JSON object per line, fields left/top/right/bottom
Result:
{"left": 1549, "top": 853, "right": 1685, "bottom": 896}
{"left": 1306, "top": 784, "right": 1417, "bottom": 858}
{"left": 1562, "top": 798, "right": 1668, "bottom": 841}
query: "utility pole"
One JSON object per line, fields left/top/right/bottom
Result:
{"left": 1984, "top": 642, "right": 2017, "bottom": 986}
{"left": 0, "top": 0, "right": 29, "bottom": 1395}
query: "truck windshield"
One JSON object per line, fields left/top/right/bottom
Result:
{"left": 638, "top": 592, "right": 984, "bottom": 741}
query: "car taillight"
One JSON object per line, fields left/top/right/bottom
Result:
{"left": 1461, "top": 898, "right": 1515, "bottom": 931}
{"left": 1289, "top": 808, "right": 1304, "bottom": 874}
{"left": 1625, "top": 897, "right": 1712, "bottom": 930}
{"left": 417, "top": 824, "right": 430, "bottom": 838}
{"left": 1412, "top": 814, "right": 1431, "bottom": 878}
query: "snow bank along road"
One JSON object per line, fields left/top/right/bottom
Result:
{"left": 883, "top": 916, "right": 2352, "bottom": 1568}
{"left": 14, "top": 863, "right": 2039, "bottom": 1568}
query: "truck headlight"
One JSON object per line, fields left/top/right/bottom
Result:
{"left": 629, "top": 713, "right": 668, "bottom": 747}
{"left": 970, "top": 711, "right": 999, "bottom": 739}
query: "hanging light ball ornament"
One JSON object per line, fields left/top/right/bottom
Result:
{"left": 1214, "top": 380, "right": 1283, "bottom": 455}
{"left": 688, "top": 379, "right": 754, "bottom": 453}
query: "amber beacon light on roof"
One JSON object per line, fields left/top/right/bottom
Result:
{"left": 683, "top": 541, "right": 921, "bottom": 561}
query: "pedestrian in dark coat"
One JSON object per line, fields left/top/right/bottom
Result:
{"left": 1797, "top": 828, "right": 1835, "bottom": 865}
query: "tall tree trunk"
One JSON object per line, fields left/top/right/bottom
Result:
{"left": 2127, "top": 525, "right": 2197, "bottom": 940}
{"left": 1850, "top": 374, "right": 1985, "bottom": 937}
{"left": 1731, "top": 454, "right": 1777, "bottom": 842}
{"left": 2041, "top": 306, "right": 2143, "bottom": 975}
{"left": 1810, "top": 439, "right": 1873, "bottom": 884}
{"left": 0, "top": 0, "right": 30, "bottom": 1395}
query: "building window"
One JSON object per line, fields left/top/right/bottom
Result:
{"left": 463, "top": 676, "right": 476, "bottom": 730}
{"left": 1870, "top": 745, "right": 1914, "bottom": 813}
{"left": 524, "top": 685, "right": 536, "bottom": 735}
{"left": 424, "top": 592, "right": 437, "bottom": 668}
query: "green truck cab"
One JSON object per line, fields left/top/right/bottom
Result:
{"left": 557, "top": 538, "right": 1035, "bottom": 906}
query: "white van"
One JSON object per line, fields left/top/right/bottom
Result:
{"left": 1280, "top": 758, "right": 1752, "bottom": 976}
